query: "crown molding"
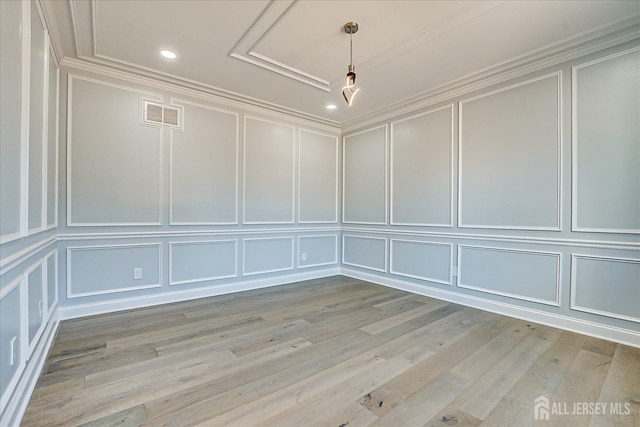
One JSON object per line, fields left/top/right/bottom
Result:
{"left": 341, "top": 15, "right": 640, "bottom": 133}
{"left": 59, "top": 56, "right": 341, "bottom": 132}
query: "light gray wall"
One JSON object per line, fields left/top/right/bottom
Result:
{"left": 0, "top": 2, "right": 59, "bottom": 421}
{"left": 341, "top": 41, "right": 640, "bottom": 339}
{"left": 572, "top": 48, "right": 640, "bottom": 233}
{"left": 68, "top": 77, "right": 162, "bottom": 225}
{"left": 0, "top": 0, "right": 23, "bottom": 240}
{"left": 57, "top": 69, "right": 339, "bottom": 310}
{"left": 169, "top": 240, "right": 237, "bottom": 285}
{"left": 343, "top": 126, "right": 387, "bottom": 224}
{"left": 459, "top": 74, "right": 560, "bottom": 230}
{"left": 1, "top": 5, "right": 638, "bottom": 422}
{"left": 27, "top": 2, "right": 46, "bottom": 233}
{"left": 299, "top": 130, "right": 339, "bottom": 223}
{"left": 170, "top": 100, "right": 238, "bottom": 225}
{"left": 391, "top": 106, "right": 453, "bottom": 226}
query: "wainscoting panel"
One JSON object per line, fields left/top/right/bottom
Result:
{"left": 343, "top": 125, "right": 387, "bottom": 224}
{"left": 67, "top": 76, "right": 163, "bottom": 225}
{"left": 169, "top": 240, "right": 238, "bottom": 286}
{"left": 458, "top": 245, "right": 560, "bottom": 306}
{"left": 391, "top": 105, "right": 453, "bottom": 226}
{"left": 342, "top": 235, "right": 387, "bottom": 272}
{"left": 243, "top": 237, "right": 294, "bottom": 275}
{"left": 0, "top": 279, "right": 24, "bottom": 414}
{"left": 459, "top": 73, "right": 561, "bottom": 230}
{"left": 45, "top": 251, "right": 57, "bottom": 315}
{"left": 27, "top": 2, "right": 47, "bottom": 234}
{"left": 243, "top": 117, "right": 295, "bottom": 224}
{"left": 571, "top": 255, "right": 640, "bottom": 322}
{"left": 298, "top": 129, "right": 339, "bottom": 223}
{"left": 26, "top": 262, "right": 45, "bottom": 356}
{"left": 46, "top": 49, "right": 59, "bottom": 230}
{"left": 0, "top": 0, "right": 24, "bottom": 241}
{"left": 170, "top": 100, "right": 238, "bottom": 225}
{"left": 572, "top": 47, "right": 640, "bottom": 233}
{"left": 390, "top": 239, "right": 452, "bottom": 285}
{"left": 67, "top": 244, "right": 162, "bottom": 298}
{"left": 298, "top": 235, "right": 338, "bottom": 268}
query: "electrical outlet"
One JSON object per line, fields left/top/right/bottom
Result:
{"left": 301, "top": 253, "right": 307, "bottom": 262}
{"left": 134, "top": 267, "right": 142, "bottom": 280}
{"left": 452, "top": 266, "right": 458, "bottom": 277}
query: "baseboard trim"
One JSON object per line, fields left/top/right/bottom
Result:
{"left": 58, "top": 268, "right": 340, "bottom": 320}
{"left": 1, "top": 313, "right": 60, "bottom": 427}
{"left": 340, "top": 268, "right": 640, "bottom": 348}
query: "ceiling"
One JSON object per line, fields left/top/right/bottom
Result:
{"left": 45, "top": 0, "right": 640, "bottom": 126}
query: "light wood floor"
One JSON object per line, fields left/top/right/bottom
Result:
{"left": 22, "top": 276, "right": 639, "bottom": 426}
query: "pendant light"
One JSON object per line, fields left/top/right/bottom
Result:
{"left": 342, "top": 21, "right": 360, "bottom": 106}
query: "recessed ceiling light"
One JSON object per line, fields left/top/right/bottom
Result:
{"left": 326, "top": 104, "right": 337, "bottom": 110}
{"left": 160, "top": 50, "right": 176, "bottom": 59}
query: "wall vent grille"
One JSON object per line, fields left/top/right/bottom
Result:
{"left": 142, "top": 100, "right": 182, "bottom": 129}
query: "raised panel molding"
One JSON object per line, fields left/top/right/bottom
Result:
{"left": 0, "top": 277, "right": 25, "bottom": 415}
{"left": 44, "top": 249, "right": 57, "bottom": 317}
{"left": 390, "top": 104, "right": 454, "bottom": 227}
{"left": 389, "top": 239, "right": 453, "bottom": 285}
{"left": 66, "top": 75, "right": 163, "bottom": 226}
{"left": 0, "top": 0, "right": 29, "bottom": 244}
{"left": 67, "top": 243, "right": 162, "bottom": 298}
{"left": 297, "top": 235, "right": 338, "bottom": 269}
{"left": 298, "top": 128, "right": 339, "bottom": 224}
{"left": 46, "top": 43, "right": 59, "bottom": 230}
{"left": 457, "top": 245, "right": 561, "bottom": 306}
{"left": 169, "top": 240, "right": 238, "bottom": 286}
{"left": 242, "top": 237, "right": 295, "bottom": 276}
{"left": 571, "top": 46, "right": 640, "bottom": 234}
{"left": 343, "top": 125, "right": 388, "bottom": 225}
{"left": 169, "top": 98, "right": 239, "bottom": 225}
{"left": 458, "top": 72, "right": 562, "bottom": 231}
{"left": 342, "top": 235, "right": 387, "bottom": 273}
{"left": 27, "top": 1, "right": 49, "bottom": 236}
{"left": 243, "top": 116, "right": 296, "bottom": 224}
{"left": 571, "top": 254, "right": 640, "bottom": 323}
{"left": 24, "top": 260, "right": 46, "bottom": 357}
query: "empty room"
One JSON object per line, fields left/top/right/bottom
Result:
{"left": 1, "top": 0, "right": 639, "bottom": 425}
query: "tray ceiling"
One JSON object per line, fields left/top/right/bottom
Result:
{"left": 46, "top": 0, "right": 640, "bottom": 126}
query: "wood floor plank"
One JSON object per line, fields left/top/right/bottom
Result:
{"left": 207, "top": 351, "right": 387, "bottom": 426}
{"left": 25, "top": 338, "right": 311, "bottom": 426}
{"left": 425, "top": 406, "right": 481, "bottom": 427}
{"left": 590, "top": 345, "right": 640, "bottom": 427}
{"left": 359, "top": 298, "right": 449, "bottom": 335}
{"left": 534, "top": 329, "right": 587, "bottom": 373}
{"left": 372, "top": 307, "right": 498, "bottom": 360}
{"left": 22, "top": 276, "right": 638, "bottom": 426}
{"left": 373, "top": 293, "right": 428, "bottom": 310}
{"left": 451, "top": 320, "right": 539, "bottom": 380}
{"left": 249, "top": 355, "right": 418, "bottom": 427}
{"left": 77, "top": 405, "right": 148, "bottom": 427}
{"left": 547, "top": 349, "right": 612, "bottom": 427}
{"left": 105, "top": 313, "right": 265, "bottom": 351}
{"left": 479, "top": 364, "right": 564, "bottom": 426}
{"left": 455, "top": 325, "right": 558, "bottom": 420}
{"left": 83, "top": 347, "right": 236, "bottom": 389}
{"left": 36, "top": 344, "right": 159, "bottom": 388}
{"left": 357, "top": 314, "right": 513, "bottom": 418}
{"left": 154, "top": 318, "right": 310, "bottom": 356}
{"left": 372, "top": 371, "right": 471, "bottom": 427}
